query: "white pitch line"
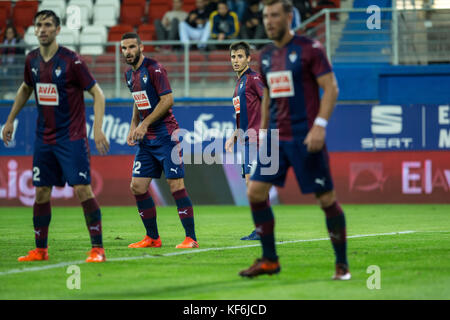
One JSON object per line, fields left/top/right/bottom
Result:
{"left": 0, "top": 230, "right": 416, "bottom": 276}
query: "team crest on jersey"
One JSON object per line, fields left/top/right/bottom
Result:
{"left": 55, "top": 67, "right": 61, "bottom": 77}
{"left": 36, "top": 83, "right": 59, "bottom": 106}
{"left": 289, "top": 51, "right": 298, "bottom": 63}
{"left": 132, "top": 90, "right": 151, "bottom": 110}
{"left": 267, "top": 70, "right": 295, "bottom": 98}
{"left": 142, "top": 74, "right": 148, "bottom": 83}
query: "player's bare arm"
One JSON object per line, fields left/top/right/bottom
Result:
{"left": 260, "top": 87, "right": 270, "bottom": 132}
{"left": 132, "top": 93, "right": 174, "bottom": 141}
{"left": 2, "top": 82, "right": 33, "bottom": 146}
{"left": 127, "top": 103, "right": 140, "bottom": 146}
{"left": 88, "top": 83, "right": 110, "bottom": 155}
{"left": 225, "top": 129, "right": 239, "bottom": 152}
{"left": 303, "top": 72, "right": 339, "bottom": 153}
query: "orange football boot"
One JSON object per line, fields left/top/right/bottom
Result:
{"left": 18, "top": 248, "right": 48, "bottom": 262}
{"left": 239, "top": 258, "right": 281, "bottom": 278}
{"left": 175, "top": 237, "right": 199, "bottom": 249}
{"left": 128, "top": 235, "right": 162, "bottom": 248}
{"left": 86, "top": 247, "right": 106, "bottom": 263}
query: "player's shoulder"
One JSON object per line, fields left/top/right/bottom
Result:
{"left": 247, "top": 69, "right": 263, "bottom": 83}
{"left": 143, "top": 57, "right": 165, "bottom": 73}
{"left": 293, "top": 35, "right": 324, "bottom": 50}
{"left": 25, "top": 48, "right": 40, "bottom": 61}
{"left": 259, "top": 42, "right": 277, "bottom": 57}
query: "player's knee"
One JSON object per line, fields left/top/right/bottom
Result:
{"left": 130, "top": 180, "right": 146, "bottom": 195}
{"left": 74, "top": 185, "right": 94, "bottom": 202}
{"left": 167, "top": 178, "right": 184, "bottom": 193}
{"left": 247, "top": 186, "right": 266, "bottom": 203}
{"left": 35, "top": 187, "right": 52, "bottom": 203}
{"left": 316, "top": 190, "right": 336, "bottom": 208}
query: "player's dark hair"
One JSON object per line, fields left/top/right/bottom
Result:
{"left": 229, "top": 41, "right": 251, "bottom": 57}
{"left": 34, "top": 10, "right": 61, "bottom": 27}
{"left": 121, "top": 32, "right": 142, "bottom": 45}
{"left": 262, "top": 0, "right": 293, "bottom": 13}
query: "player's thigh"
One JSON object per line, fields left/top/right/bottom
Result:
{"left": 156, "top": 140, "right": 184, "bottom": 180}
{"left": 32, "top": 140, "right": 65, "bottom": 187}
{"left": 289, "top": 140, "right": 334, "bottom": 194}
{"left": 130, "top": 177, "right": 152, "bottom": 195}
{"left": 53, "top": 138, "right": 91, "bottom": 186}
{"left": 132, "top": 144, "right": 163, "bottom": 179}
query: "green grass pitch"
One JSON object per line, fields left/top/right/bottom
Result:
{"left": 0, "top": 204, "right": 449, "bottom": 300}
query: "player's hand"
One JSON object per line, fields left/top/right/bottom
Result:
{"left": 127, "top": 129, "right": 137, "bottom": 146}
{"left": 2, "top": 121, "right": 14, "bottom": 146}
{"left": 225, "top": 137, "right": 235, "bottom": 153}
{"left": 94, "top": 129, "right": 110, "bottom": 155}
{"left": 132, "top": 123, "right": 147, "bottom": 142}
{"left": 303, "top": 125, "right": 325, "bottom": 153}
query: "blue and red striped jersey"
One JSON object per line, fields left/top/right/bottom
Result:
{"left": 124, "top": 57, "right": 179, "bottom": 145}
{"left": 24, "top": 46, "right": 96, "bottom": 144}
{"left": 259, "top": 35, "right": 332, "bottom": 141}
{"left": 232, "top": 67, "right": 264, "bottom": 143}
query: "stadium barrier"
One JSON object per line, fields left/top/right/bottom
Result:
{"left": 1, "top": 103, "right": 449, "bottom": 206}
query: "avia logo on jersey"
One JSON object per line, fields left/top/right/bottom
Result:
{"left": 132, "top": 90, "right": 151, "bottom": 110}
{"left": 361, "top": 105, "right": 413, "bottom": 150}
{"left": 36, "top": 83, "right": 59, "bottom": 106}
{"left": 267, "top": 71, "right": 295, "bottom": 98}
{"left": 232, "top": 96, "right": 241, "bottom": 114}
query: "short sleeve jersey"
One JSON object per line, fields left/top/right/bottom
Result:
{"left": 232, "top": 67, "right": 264, "bottom": 143}
{"left": 125, "top": 57, "right": 179, "bottom": 145}
{"left": 259, "top": 35, "right": 332, "bottom": 141}
{"left": 24, "top": 46, "right": 96, "bottom": 144}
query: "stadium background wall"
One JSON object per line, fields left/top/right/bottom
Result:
{"left": 1, "top": 103, "right": 449, "bottom": 206}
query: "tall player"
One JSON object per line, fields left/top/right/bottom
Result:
{"left": 239, "top": 0, "right": 350, "bottom": 280}
{"left": 1, "top": 10, "right": 110, "bottom": 262}
{"left": 225, "top": 41, "right": 264, "bottom": 241}
{"left": 121, "top": 33, "right": 199, "bottom": 249}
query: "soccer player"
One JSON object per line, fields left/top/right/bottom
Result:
{"left": 225, "top": 41, "right": 264, "bottom": 241}
{"left": 239, "top": 0, "right": 350, "bottom": 280}
{"left": 121, "top": 33, "right": 198, "bottom": 249}
{"left": 1, "top": 10, "right": 110, "bottom": 263}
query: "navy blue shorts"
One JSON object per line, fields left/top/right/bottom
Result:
{"left": 132, "top": 139, "right": 184, "bottom": 179}
{"left": 32, "top": 138, "right": 91, "bottom": 187}
{"left": 241, "top": 142, "right": 258, "bottom": 178}
{"left": 250, "top": 138, "right": 334, "bottom": 194}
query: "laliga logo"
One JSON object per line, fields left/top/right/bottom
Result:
{"left": 349, "top": 162, "right": 388, "bottom": 192}
{"left": 86, "top": 114, "right": 130, "bottom": 146}
{"left": 0, "top": 160, "right": 103, "bottom": 206}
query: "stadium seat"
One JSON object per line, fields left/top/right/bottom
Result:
{"left": 93, "top": 4, "right": 117, "bottom": 27}
{"left": 122, "top": 0, "right": 146, "bottom": 13}
{"left": 79, "top": 25, "right": 107, "bottom": 55}
{"left": 92, "top": 54, "right": 116, "bottom": 83}
{"left": 148, "top": 3, "right": 170, "bottom": 23}
{"left": 183, "top": 0, "right": 196, "bottom": 12}
{"left": 0, "top": 1, "right": 11, "bottom": 20}
{"left": 12, "top": 1, "right": 39, "bottom": 30}
{"left": 0, "top": 7, "right": 8, "bottom": 30}
{"left": 208, "top": 50, "right": 231, "bottom": 62}
{"left": 207, "top": 64, "right": 232, "bottom": 82}
{"left": 39, "top": 0, "right": 66, "bottom": 20}
{"left": 23, "top": 26, "right": 40, "bottom": 52}
{"left": 67, "top": 0, "right": 91, "bottom": 26}
{"left": 80, "top": 54, "right": 94, "bottom": 65}
{"left": 96, "top": 0, "right": 120, "bottom": 18}
{"left": 57, "top": 26, "right": 80, "bottom": 52}
{"left": 120, "top": 4, "right": 144, "bottom": 27}
{"left": 107, "top": 24, "right": 134, "bottom": 53}
{"left": 137, "top": 24, "right": 155, "bottom": 52}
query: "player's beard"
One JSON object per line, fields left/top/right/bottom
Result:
{"left": 126, "top": 50, "right": 141, "bottom": 66}
{"left": 269, "top": 24, "right": 288, "bottom": 42}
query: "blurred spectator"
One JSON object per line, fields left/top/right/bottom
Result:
{"left": 227, "top": 0, "right": 247, "bottom": 21}
{"left": 1, "top": 25, "right": 24, "bottom": 81}
{"left": 154, "top": 0, "right": 188, "bottom": 41}
{"left": 209, "top": 1, "right": 239, "bottom": 49}
{"left": 293, "top": 0, "right": 313, "bottom": 21}
{"left": 240, "top": 0, "right": 265, "bottom": 40}
{"left": 178, "top": 0, "right": 211, "bottom": 49}
{"left": 205, "top": 0, "right": 220, "bottom": 15}
{"left": 291, "top": 6, "right": 301, "bottom": 30}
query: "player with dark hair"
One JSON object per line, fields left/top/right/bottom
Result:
{"left": 120, "top": 32, "right": 199, "bottom": 249}
{"left": 239, "top": 0, "right": 350, "bottom": 280}
{"left": 225, "top": 41, "right": 264, "bottom": 241}
{"left": 1, "top": 10, "right": 110, "bottom": 262}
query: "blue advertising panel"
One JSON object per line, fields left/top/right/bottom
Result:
{"left": 1, "top": 103, "right": 449, "bottom": 155}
